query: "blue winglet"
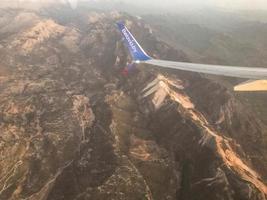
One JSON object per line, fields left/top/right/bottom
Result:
{"left": 116, "top": 22, "right": 151, "bottom": 62}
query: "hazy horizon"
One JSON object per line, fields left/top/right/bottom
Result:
{"left": 3, "top": 0, "right": 267, "bottom": 11}
{"left": 126, "top": 0, "right": 267, "bottom": 10}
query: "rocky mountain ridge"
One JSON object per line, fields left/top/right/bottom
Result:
{"left": 0, "top": 8, "right": 266, "bottom": 200}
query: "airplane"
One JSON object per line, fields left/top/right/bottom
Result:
{"left": 116, "top": 22, "right": 267, "bottom": 91}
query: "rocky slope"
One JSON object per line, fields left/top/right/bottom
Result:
{"left": 143, "top": 13, "right": 267, "bottom": 126}
{"left": 0, "top": 7, "right": 266, "bottom": 200}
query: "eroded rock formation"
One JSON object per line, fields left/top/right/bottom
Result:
{"left": 0, "top": 8, "right": 266, "bottom": 200}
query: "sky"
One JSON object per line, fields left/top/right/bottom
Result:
{"left": 117, "top": 0, "right": 267, "bottom": 10}
{"left": 10, "top": 0, "right": 267, "bottom": 10}
{"left": 200, "top": 0, "right": 267, "bottom": 10}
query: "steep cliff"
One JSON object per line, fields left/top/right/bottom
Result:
{"left": 0, "top": 8, "right": 266, "bottom": 200}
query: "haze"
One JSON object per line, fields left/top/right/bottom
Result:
{"left": 122, "top": 0, "right": 267, "bottom": 10}
{"left": 11, "top": 0, "right": 267, "bottom": 10}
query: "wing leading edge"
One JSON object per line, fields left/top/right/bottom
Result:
{"left": 144, "top": 59, "right": 267, "bottom": 80}
{"left": 116, "top": 22, "right": 267, "bottom": 91}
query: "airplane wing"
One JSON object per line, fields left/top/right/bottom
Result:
{"left": 116, "top": 22, "right": 267, "bottom": 91}
{"left": 145, "top": 59, "right": 267, "bottom": 80}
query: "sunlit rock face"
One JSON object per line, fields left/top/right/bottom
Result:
{"left": 0, "top": 7, "right": 266, "bottom": 200}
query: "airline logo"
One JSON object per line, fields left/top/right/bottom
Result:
{"left": 117, "top": 22, "right": 151, "bottom": 61}
{"left": 122, "top": 28, "right": 138, "bottom": 53}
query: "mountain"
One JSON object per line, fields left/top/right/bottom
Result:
{"left": 0, "top": 7, "right": 266, "bottom": 200}
{"left": 142, "top": 12, "right": 267, "bottom": 125}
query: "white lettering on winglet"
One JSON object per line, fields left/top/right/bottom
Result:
{"left": 122, "top": 28, "right": 138, "bottom": 53}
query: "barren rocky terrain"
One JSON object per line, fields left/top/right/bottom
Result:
{"left": 0, "top": 7, "right": 266, "bottom": 200}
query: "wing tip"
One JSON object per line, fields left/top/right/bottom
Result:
{"left": 116, "top": 21, "right": 152, "bottom": 62}
{"left": 234, "top": 80, "right": 267, "bottom": 91}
